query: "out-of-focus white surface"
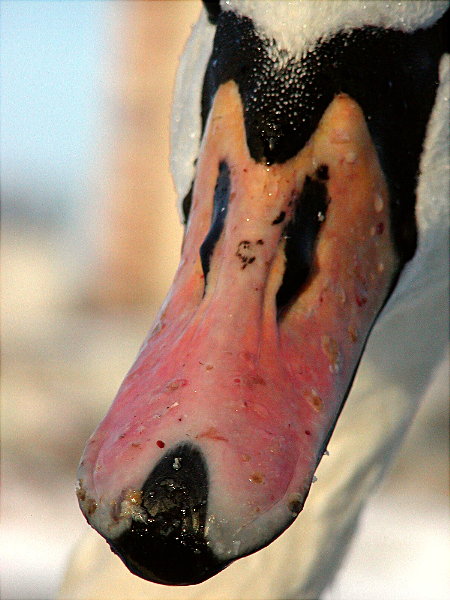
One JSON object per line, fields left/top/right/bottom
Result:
{"left": 223, "top": 0, "right": 448, "bottom": 55}
{"left": 324, "top": 356, "right": 450, "bottom": 600}
{"left": 327, "top": 495, "right": 449, "bottom": 600}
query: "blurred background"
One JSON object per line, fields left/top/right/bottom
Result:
{"left": 1, "top": 2, "right": 448, "bottom": 599}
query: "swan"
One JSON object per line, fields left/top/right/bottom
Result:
{"left": 64, "top": 1, "right": 449, "bottom": 598}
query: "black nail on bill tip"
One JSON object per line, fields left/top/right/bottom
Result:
{"left": 108, "top": 443, "right": 227, "bottom": 585}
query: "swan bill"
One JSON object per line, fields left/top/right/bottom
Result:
{"left": 77, "top": 80, "right": 401, "bottom": 585}
{"left": 76, "top": 3, "right": 448, "bottom": 586}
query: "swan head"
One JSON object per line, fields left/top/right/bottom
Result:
{"left": 77, "top": 1, "right": 448, "bottom": 586}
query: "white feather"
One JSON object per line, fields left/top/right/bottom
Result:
{"left": 170, "top": 10, "right": 215, "bottom": 212}
{"left": 222, "top": 0, "right": 448, "bottom": 58}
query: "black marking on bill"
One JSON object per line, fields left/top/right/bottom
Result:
{"left": 272, "top": 211, "right": 286, "bottom": 225}
{"left": 200, "top": 161, "right": 231, "bottom": 283}
{"left": 181, "top": 183, "right": 194, "bottom": 225}
{"left": 276, "top": 175, "right": 330, "bottom": 315}
{"left": 236, "top": 240, "right": 256, "bottom": 269}
{"left": 200, "top": 9, "right": 448, "bottom": 265}
{"left": 315, "top": 164, "right": 329, "bottom": 181}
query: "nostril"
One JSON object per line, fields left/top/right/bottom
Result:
{"left": 276, "top": 175, "right": 330, "bottom": 316}
{"left": 107, "top": 443, "right": 226, "bottom": 585}
{"left": 199, "top": 161, "right": 231, "bottom": 284}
